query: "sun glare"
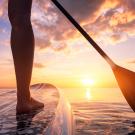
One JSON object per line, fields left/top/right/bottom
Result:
{"left": 86, "top": 88, "right": 92, "bottom": 100}
{"left": 82, "top": 78, "right": 94, "bottom": 86}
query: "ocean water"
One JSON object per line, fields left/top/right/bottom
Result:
{"left": 0, "top": 84, "right": 60, "bottom": 135}
{"left": 0, "top": 87, "right": 135, "bottom": 135}
{"left": 62, "top": 88, "right": 135, "bottom": 135}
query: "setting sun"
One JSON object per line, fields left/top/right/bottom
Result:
{"left": 82, "top": 78, "right": 94, "bottom": 86}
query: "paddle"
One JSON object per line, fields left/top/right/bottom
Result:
{"left": 51, "top": 0, "right": 135, "bottom": 112}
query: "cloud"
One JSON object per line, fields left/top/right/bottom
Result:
{"left": 128, "top": 60, "right": 135, "bottom": 64}
{"left": 0, "top": 1, "right": 7, "bottom": 18}
{"left": 110, "top": 33, "right": 127, "bottom": 43}
{"left": 35, "top": 37, "right": 51, "bottom": 50}
{"left": 1, "top": 0, "right": 135, "bottom": 52}
{"left": 0, "top": 39, "right": 10, "bottom": 46}
{"left": 0, "top": 58, "right": 13, "bottom": 68}
{"left": 50, "top": 41, "right": 67, "bottom": 51}
{"left": 34, "top": 62, "right": 45, "bottom": 68}
{"left": 58, "top": 0, "right": 105, "bottom": 23}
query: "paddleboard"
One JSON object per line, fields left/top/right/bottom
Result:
{"left": 0, "top": 83, "right": 61, "bottom": 135}
{"left": 45, "top": 89, "right": 74, "bottom": 135}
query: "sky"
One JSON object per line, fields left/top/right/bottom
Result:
{"left": 0, "top": 0, "right": 135, "bottom": 88}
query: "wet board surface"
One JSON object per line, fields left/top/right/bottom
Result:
{"left": 0, "top": 83, "right": 60, "bottom": 135}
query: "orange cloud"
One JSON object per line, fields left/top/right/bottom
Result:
{"left": 34, "top": 62, "right": 45, "bottom": 68}
{"left": 1, "top": 0, "right": 135, "bottom": 50}
{"left": 128, "top": 60, "right": 135, "bottom": 64}
{"left": 0, "top": 1, "right": 7, "bottom": 18}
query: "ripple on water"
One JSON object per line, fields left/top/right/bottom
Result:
{"left": 72, "top": 102, "right": 135, "bottom": 135}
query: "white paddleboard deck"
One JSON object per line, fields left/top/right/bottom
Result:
{"left": 0, "top": 83, "right": 60, "bottom": 135}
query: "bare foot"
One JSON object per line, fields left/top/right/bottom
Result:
{"left": 16, "top": 98, "right": 44, "bottom": 114}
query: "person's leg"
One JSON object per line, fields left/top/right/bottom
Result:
{"left": 8, "top": 0, "right": 44, "bottom": 114}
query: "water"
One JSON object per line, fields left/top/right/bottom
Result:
{"left": 73, "top": 102, "right": 135, "bottom": 135}
{"left": 0, "top": 87, "right": 135, "bottom": 135}
{"left": 62, "top": 88, "right": 135, "bottom": 135}
{"left": 0, "top": 84, "right": 60, "bottom": 135}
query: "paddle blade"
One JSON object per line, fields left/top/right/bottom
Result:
{"left": 113, "top": 66, "right": 135, "bottom": 111}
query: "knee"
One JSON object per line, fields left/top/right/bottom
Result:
{"left": 9, "top": 14, "right": 31, "bottom": 30}
{"left": 8, "top": 0, "right": 32, "bottom": 29}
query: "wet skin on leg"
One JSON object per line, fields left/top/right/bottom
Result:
{"left": 8, "top": 0, "right": 44, "bottom": 114}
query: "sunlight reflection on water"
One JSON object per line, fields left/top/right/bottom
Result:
{"left": 62, "top": 88, "right": 135, "bottom": 135}
{"left": 85, "top": 88, "right": 92, "bottom": 101}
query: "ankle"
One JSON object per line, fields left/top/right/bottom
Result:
{"left": 17, "top": 98, "right": 31, "bottom": 105}
{"left": 17, "top": 92, "right": 31, "bottom": 104}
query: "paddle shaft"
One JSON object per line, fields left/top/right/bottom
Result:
{"left": 52, "top": 0, "right": 115, "bottom": 67}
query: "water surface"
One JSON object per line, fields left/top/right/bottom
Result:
{"left": 62, "top": 88, "right": 135, "bottom": 135}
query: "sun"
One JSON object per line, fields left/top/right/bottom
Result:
{"left": 82, "top": 78, "right": 94, "bottom": 86}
